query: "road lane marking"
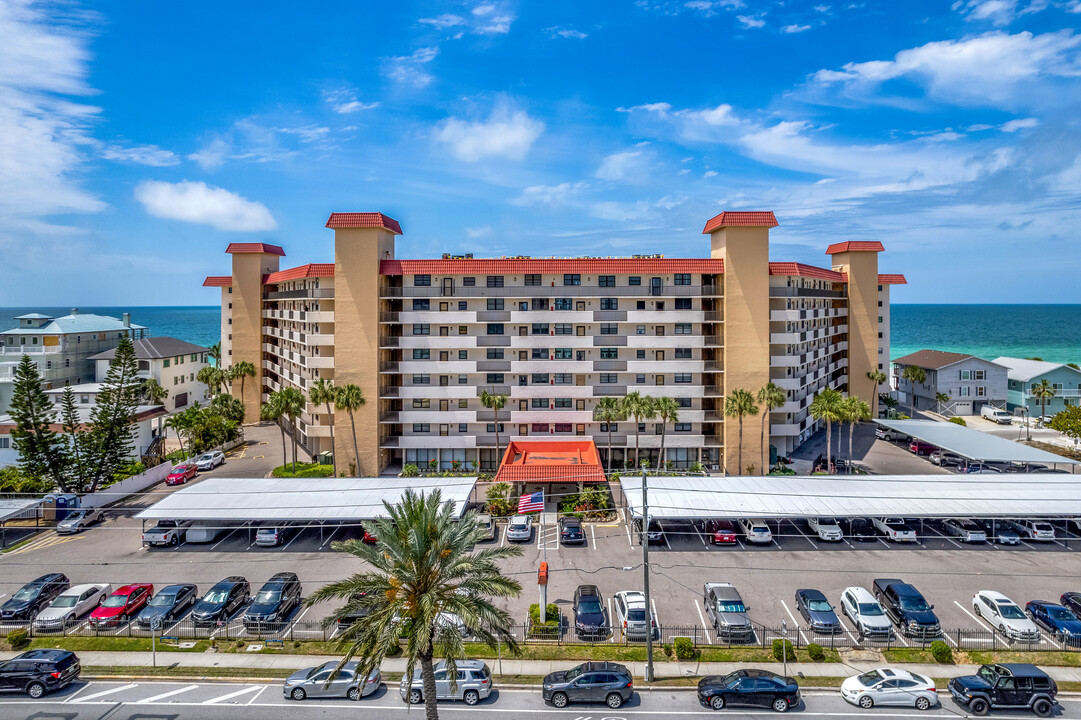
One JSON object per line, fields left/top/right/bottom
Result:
{"left": 694, "top": 600, "right": 713, "bottom": 644}
{"left": 779, "top": 599, "right": 809, "bottom": 645}
{"left": 138, "top": 684, "right": 200, "bottom": 703}
{"left": 246, "top": 685, "right": 268, "bottom": 705}
{"left": 77, "top": 684, "right": 139, "bottom": 702}
{"left": 63, "top": 683, "right": 94, "bottom": 703}
{"left": 590, "top": 523, "right": 596, "bottom": 547}
{"left": 203, "top": 685, "right": 263, "bottom": 704}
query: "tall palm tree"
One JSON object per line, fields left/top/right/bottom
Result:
{"left": 654, "top": 397, "right": 680, "bottom": 470}
{"left": 621, "top": 392, "right": 656, "bottom": 469}
{"left": 900, "top": 365, "right": 927, "bottom": 417}
{"left": 722, "top": 388, "right": 758, "bottom": 475}
{"left": 277, "top": 386, "right": 306, "bottom": 473}
{"left": 164, "top": 412, "right": 189, "bottom": 459}
{"left": 229, "top": 361, "right": 256, "bottom": 402}
{"left": 309, "top": 379, "right": 338, "bottom": 476}
{"left": 260, "top": 393, "right": 288, "bottom": 469}
{"left": 335, "top": 384, "right": 366, "bottom": 475}
{"left": 210, "top": 393, "right": 245, "bottom": 424}
{"left": 208, "top": 342, "right": 222, "bottom": 366}
{"left": 935, "top": 392, "right": 950, "bottom": 413}
{"left": 809, "top": 388, "right": 844, "bottom": 472}
{"left": 479, "top": 389, "right": 508, "bottom": 471}
{"left": 756, "top": 383, "right": 786, "bottom": 475}
{"left": 143, "top": 378, "right": 169, "bottom": 407}
{"left": 1031, "top": 379, "right": 1055, "bottom": 426}
{"left": 592, "top": 396, "right": 625, "bottom": 476}
{"left": 866, "top": 370, "right": 888, "bottom": 419}
{"left": 197, "top": 365, "right": 227, "bottom": 395}
{"left": 307, "top": 490, "right": 522, "bottom": 720}
{"left": 841, "top": 396, "right": 871, "bottom": 472}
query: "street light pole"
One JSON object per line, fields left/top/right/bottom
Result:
{"left": 641, "top": 468, "right": 655, "bottom": 683}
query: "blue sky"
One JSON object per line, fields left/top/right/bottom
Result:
{"left": 2, "top": 0, "right": 1080, "bottom": 305}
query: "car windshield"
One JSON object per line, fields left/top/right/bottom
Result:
{"left": 858, "top": 602, "right": 884, "bottom": 616}
{"left": 857, "top": 670, "right": 882, "bottom": 687}
{"left": 977, "top": 666, "right": 998, "bottom": 684}
{"left": 102, "top": 594, "right": 130, "bottom": 608}
{"left": 148, "top": 593, "right": 177, "bottom": 607}
{"left": 199, "top": 455, "right": 212, "bottom": 461}
{"left": 999, "top": 604, "right": 1026, "bottom": 619}
{"left": 509, "top": 523, "right": 526, "bottom": 531}
{"left": 12, "top": 587, "right": 39, "bottom": 601}
{"left": 716, "top": 601, "right": 746, "bottom": 613}
{"left": 899, "top": 597, "right": 930, "bottom": 612}
{"left": 256, "top": 590, "right": 281, "bottom": 604}
{"left": 807, "top": 599, "right": 832, "bottom": 612}
{"left": 819, "top": 518, "right": 838, "bottom": 526}
{"left": 627, "top": 609, "right": 646, "bottom": 622}
{"left": 578, "top": 599, "right": 602, "bottom": 614}
{"left": 202, "top": 591, "right": 228, "bottom": 604}
{"left": 1049, "top": 607, "right": 1076, "bottom": 621}
{"left": 52, "top": 596, "right": 78, "bottom": 608}
{"left": 65, "top": 511, "right": 85, "bottom": 520}
{"left": 565, "top": 665, "right": 584, "bottom": 681}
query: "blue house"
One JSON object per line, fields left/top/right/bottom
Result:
{"left": 993, "top": 357, "right": 1081, "bottom": 417}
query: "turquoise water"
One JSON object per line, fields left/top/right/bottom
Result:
{"left": 3, "top": 304, "right": 1079, "bottom": 366}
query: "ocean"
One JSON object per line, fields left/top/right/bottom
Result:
{"left": 2, "top": 304, "right": 1079, "bottom": 366}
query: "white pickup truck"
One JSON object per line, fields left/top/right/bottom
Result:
{"left": 873, "top": 517, "right": 918, "bottom": 542}
{"left": 141, "top": 519, "right": 191, "bottom": 547}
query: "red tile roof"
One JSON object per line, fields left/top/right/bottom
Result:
{"left": 225, "top": 242, "right": 286, "bottom": 256}
{"left": 769, "top": 262, "right": 845, "bottom": 282}
{"left": 380, "top": 258, "right": 724, "bottom": 275}
{"left": 878, "top": 273, "right": 907, "bottom": 285}
{"left": 325, "top": 212, "right": 403, "bottom": 234}
{"left": 202, "top": 276, "right": 232, "bottom": 287}
{"left": 265, "top": 263, "right": 335, "bottom": 284}
{"left": 702, "top": 211, "right": 778, "bottom": 233}
{"left": 493, "top": 439, "right": 607, "bottom": 486}
{"left": 825, "top": 241, "right": 884, "bottom": 255}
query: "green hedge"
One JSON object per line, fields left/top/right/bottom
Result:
{"left": 930, "top": 639, "right": 953, "bottom": 664}
{"left": 528, "top": 603, "right": 561, "bottom": 639}
{"left": 807, "top": 643, "right": 825, "bottom": 661}
{"left": 271, "top": 463, "right": 335, "bottom": 478}
{"left": 6, "top": 629, "right": 28, "bottom": 649}
{"left": 772, "top": 639, "right": 795, "bottom": 662}
{"left": 948, "top": 416, "right": 967, "bottom": 426}
{"left": 674, "top": 636, "right": 696, "bottom": 660}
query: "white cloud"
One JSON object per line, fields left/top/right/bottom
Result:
{"left": 419, "top": 13, "right": 464, "bottom": 29}
{"left": 684, "top": 0, "right": 745, "bottom": 17}
{"left": 276, "top": 125, "right": 330, "bottom": 142}
{"left": 1001, "top": 116, "right": 1039, "bottom": 131}
{"left": 954, "top": 0, "right": 1047, "bottom": 26}
{"left": 546, "top": 26, "right": 588, "bottom": 39}
{"left": 466, "top": 225, "right": 492, "bottom": 238}
{"left": 782, "top": 24, "right": 811, "bottom": 33}
{"left": 814, "top": 4, "right": 832, "bottom": 12}
{"left": 188, "top": 138, "right": 230, "bottom": 170}
{"left": 617, "top": 102, "right": 673, "bottom": 114}
{"left": 324, "top": 89, "right": 380, "bottom": 114}
{"left": 476, "top": 14, "right": 514, "bottom": 34}
{"left": 684, "top": 103, "right": 739, "bottom": 126}
{"left": 472, "top": 3, "right": 496, "bottom": 15}
{"left": 511, "top": 182, "right": 588, "bottom": 207}
{"left": 435, "top": 104, "right": 544, "bottom": 162}
{"left": 1070, "top": 0, "right": 1081, "bottom": 12}
{"left": 704, "top": 170, "right": 718, "bottom": 177}
{"left": 595, "top": 150, "right": 649, "bottom": 181}
{"left": 134, "top": 180, "right": 276, "bottom": 232}
{"left": 386, "top": 47, "right": 439, "bottom": 88}
{"left": 99, "top": 143, "right": 179, "bottom": 167}
{"left": 737, "top": 14, "right": 766, "bottom": 28}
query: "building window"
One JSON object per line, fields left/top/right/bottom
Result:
{"left": 675, "top": 298, "right": 691, "bottom": 310}
{"left": 973, "top": 370, "right": 985, "bottom": 380}
{"left": 564, "top": 274, "right": 581, "bottom": 286}
{"left": 959, "top": 386, "right": 971, "bottom": 396}
{"left": 600, "top": 348, "right": 618, "bottom": 359}
{"left": 674, "top": 273, "right": 691, "bottom": 286}
{"left": 414, "top": 274, "right": 431, "bottom": 286}
{"left": 458, "top": 350, "right": 467, "bottom": 359}
{"left": 600, "top": 298, "right": 618, "bottom": 310}
{"left": 600, "top": 323, "right": 618, "bottom": 334}
{"left": 532, "top": 298, "right": 547, "bottom": 310}
{"left": 674, "top": 423, "right": 692, "bottom": 432}
{"left": 531, "top": 398, "right": 549, "bottom": 408}
{"left": 413, "top": 349, "right": 430, "bottom": 359}
{"left": 163, "top": 358, "right": 170, "bottom": 368}
{"left": 487, "top": 324, "right": 504, "bottom": 335}
{"left": 676, "top": 397, "right": 692, "bottom": 408}
{"left": 655, "top": 326, "right": 665, "bottom": 336}
{"left": 960, "top": 370, "right": 970, "bottom": 380}
{"left": 554, "top": 373, "right": 572, "bottom": 384}
{"left": 554, "top": 298, "right": 572, "bottom": 310}
{"left": 525, "top": 274, "right": 541, "bottom": 286}
{"left": 554, "top": 423, "right": 572, "bottom": 433}
{"left": 600, "top": 373, "right": 618, "bottom": 384}
{"left": 518, "top": 302, "right": 528, "bottom": 311}
{"left": 600, "top": 422, "right": 618, "bottom": 432}
{"left": 531, "top": 348, "right": 548, "bottom": 359}
{"left": 486, "top": 373, "right": 504, "bottom": 384}
{"left": 439, "top": 326, "right": 449, "bottom": 337}
{"left": 628, "top": 276, "right": 641, "bottom": 286}
{"left": 532, "top": 323, "right": 549, "bottom": 335}
{"left": 555, "top": 398, "right": 572, "bottom": 408}
{"left": 487, "top": 298, "right": 504, "bottom": 310}
{"left": 0, "top": 437, "right": 9, "bottom": 450}
{"left": 463, "top": 276, "right": 476, "bottom": 286}
{"left": 636, "top": 374, "right": 646, "bottom": 384}
{"left": 486, "top": 348, "right": 504, "bottom": 359}
{"left": 674, "top": 373, "right": 692, "bottom": 383}
{"left": 412, "top": 374, "right": 430, "bottom": 385}
{"left": 486, "top": 275, "right": 504, "bottom": 287}
{"left": 674, "top": 323, "right": 692, "bottom": 334}
{"left": 531, "top": 373, "right": 550, "bottom": 384}
{"left": 655, "top": 375, "right": 665, "bottom": 385}
{"left": 412, "top": 299, "right": 430, "bottom": 310}
{"left": 412, "top": 424, "right": 430, "bottom": 433}
{"left": 554, "top": 348, "right": 572, "bottom": 359}
{"left": 486, "top": 423, "right": 504, "bottom": 432}
{"left": 459, "top": 399, "right": 468, "bottom": 409}
{"left": 413, "top": 398, "right": 430, "bottom": 409}
{"left": 531, "top": 423, "right": 549, "bottom": 433}
{"left": 675, "top": 348, "right": 692, "bottom": 359}
{"left": 636, "top": 349, "right": 646, "bottom": 359}
{"left": 413, "top": 324, "right": 430, "bottom": 335}
{"left": 878, "top": 316, "right": 883, "bottom": 323}
{"left": 554, "top": 323, "right": 572, "bottom": 335}
{"left": 599, "top": 275, "right": 615, "bottom": 287}
{"left": 977, "top": 386, "right": 986, "bottom": 396}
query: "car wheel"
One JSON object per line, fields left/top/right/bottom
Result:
{"left": 606, "top": 692, "right": 623, "bottom": 709}
{"left": 710, "top": 695, "right": 725, "bottom": 710}
{"left": 915, "top": 696, "right": 931, "bottom": 711}
{"left": 859, "top": 695, "right": 874, "bottom": 709}
{"left": 170, "top": 535, "right": 179, "bottom": 546}
{"left": 772, "top": 697, "right": 790, "bottom": 712}
{"left": 26, "top": 682, "right": 45, "bottom": 699}
{"left": 291, "top": 688, "right": 306, "bottom": 701}
{"left": 408, "top": 689, "right": 422, "bottom": 704}
{"left": 973, "top": 604, "right": 981, "bottom": 616}
{"left": 463, "top": 690, "right": 479, "bottom": 706}
{"left": 347, "top": 687, "right": 360, "bottom": 701}
{"left": 1033, "top": 698, "right": 1053, "bottom": 717}
{"left": 969, "top": 697, "right": 990, "bottom": 716}
{"left": 551, "top": 692, "right": 568, "bottom": 708}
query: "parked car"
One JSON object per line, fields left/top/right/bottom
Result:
{"left": 336, "top": 592, "right": 375, "bottom": 628}
{"left": 255, "top": 524, "right": 294, "bottom": 547}
{"left": 637, "top": 517, "right": 664, "bottom": 545}
{"left": 840, "top": 667, "right": 937, "bottom": 710}
{"left": 1, "top": 573, "right": 69, "bottom": 622}
{"left": 245, "top": 572, "right": 302, "bottom": 632}
{"left": 89, "top": 584, "right": 153, "bottom": 629}
{"left": 794, "top": 588, "right": 841, "bottom": 634}
{"left": 874, "top": 425, "right": 906, "bottom": 441}
{"left": 807, "top": 517, "right": 843, "bottom": 542}
{"left": 165, "top": 463, "right": 197, "bottom": 485}
{"left": 703, "top": 582, "right": 754, "bottom": 643}
{"left": 284, "top": 661, "right": 380, "bottom": 701}
{"left": 1026, "top": 600, "right": 1081, "bottom": 646}
{"left": 873, "top": 517, "right": 917, "bottom": 542}
{"left": 1005, "top": 462, "right": 1049, "bottom": 473}
{"left": 399, "top": 659, "right": 492, "bottom": 705}
{"left": 958, "top": 462, "right": 1002, "bottom": 474}
{"left": 948, "top": 663, "right": 1057, "bottom": 717}
{"left": 845, "top": 518, "right": 877, "bottom": 542}
{"left": 973, "top": 591, "right": 1041, "bottom": 642}
{"left": 195, "top": 450, "right": 225, "bottom": 470}
{"left": 33, "top": 583, "right": 110, "bottom": 631}
{"left": 559, "top": 516, "right": 585, "bottom": 545}
{"left": 738, "top": 518, "right": 773, "bottom": 544}
{"left": 505, "top": 515, "right": 533, "bottom": 542}
{"left": 0, "top": 649, "right": 80, "bottom": 698}
{"left": 873, "top": 578, "right": 940, "bottom": 638}
{"left": 614, "top": 590, "right": 657, "bottom": 640}
{"left": 136, "top": 584, "right": 198, "bottom": 629}
{"left": 977, "top": 519, "right": 1021, "bottom": 545}
{"left": 141, "top": 519, "right": 190, "bottom": 547}
{"left": 361, "top": 525, "right": 378, "bottom": 544}
{"left": 1007, "top": 519, "right": 1056, "bottom": 542}
{"left": 839, "top": 587, "right": 893, "bottom": 639}
{"left": 697, "top": 669, "right": 800, "bottom": 712}
{"left": 55, "top": 506, "right": 103, "bottom": 535}
{"left": 572, "top": 585, "right": 608, "bottom": 639}
{"left": 909, "top": 440, "right": 937, "bottom": 456}
{"left": 542, "top": 661, "right": 633, "bottom": 709}
{"left": 928, "top": 450, "right": 963, "bottom": 467}
{"left": 476, "top": 513, "right": 496, "bottom": 542}
{"left": 981, "top": 406, "right": 1013, "bottom": 424}
{"left": 942, "top": 518, "right": 987, "bottom": 543}
{"left": 185, "top": 521, "right": 228, "bottom": 544}
{"left": 704, "top": 518, "right": 738, "bottom": 545}
{"left": 1059, "top": 592, "right": 1081, "bottom": 621}
{"left": 191, "top": 576, "right": 250, "bottom": 626}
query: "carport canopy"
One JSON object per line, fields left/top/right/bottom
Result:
{"left": 134, "top": 476, "right": 478, "bottom": 522}
{"left": 623, "top": 474, "right": 1081, "bottom": 520}
{"left": 877, "top": 419, "right": 1080, "bottom": 465}
{"left": 0, "top": 498, "right": 42, "bottom": 523}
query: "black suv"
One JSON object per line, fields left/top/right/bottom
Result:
{"left": 191, "top": 576, "right": 250, "bottom": 626}
{"left": 0, "top": 573, "right": 69, "bottom": 622}
{"left": 542, "top": 661, "right": 633, "bottom": 709}
{"left": 949, "top": 663, "right": 1057, "bottom": 717}
{"left": 573, "top": 585, "right": 607, "bottom": 639}
{"left": 244, "top": 572, "right": 302, "bottom": 632}
{"left": 0, "top": 649, "right": 80, "bottom": 698}
{"left": 872, "top": 578, "right": 940, "bottom": 638}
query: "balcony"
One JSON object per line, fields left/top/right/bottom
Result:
{"left": 593, "top": 360, "right": 627, "bottom": 371}
{"left": 477, "top": 409, "right": 511, "bottom": 422}
{"left": 769, "top": 287, "right": 846, "bottom": 299}
{"left": 477, "top": 310, "right": 511, "bottom": 322}
{"left": 265, "top": 288, "right": 334, "bottom": 300}
{"left": 477, "top": 336, "right": 511, "bottom": 347}
{"left": 380, "top": 336, "right": 400, "bottom": 347}
{"left": 594, "top": 385, "right": 627, "bottom": 396}
{"left": 477, "top": 385, "right": 511, "bottom": 396}
{"left": 477, "top": 360, "right": 511, "bottom": 371}
{"left": 701, "top": 284, "right": 721, "bottom": 296}
{"left": 593, "top": 310, "right": 627, "bottom": 322}
{"left": 703, "top": 386, "right": 722, "bottom": 396}
{"left": 593, "top": 336, "right": 627, "bottom": 346}
{"left": 381, "top": 285, "right": 708, "bottom": 299}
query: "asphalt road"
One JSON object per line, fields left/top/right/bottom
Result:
{"left": 3, "top": 680, "right": 1078, "bottom": 719}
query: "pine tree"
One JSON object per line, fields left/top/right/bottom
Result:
{"left": 87, "top": 336, "right": 140, "bottom": 491}
{"left": 59, "top": 387, "right": 92, "bottom": 492}
{"left": 8, "top": 355, "right": 67, "bottom": 489}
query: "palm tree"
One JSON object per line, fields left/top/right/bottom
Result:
{"left": 307, "top": 490, "right": 522, "bottom": 720}
{"left": 277, "top": 386, "right": 306, "bottom": 473}
{"left": 479, "top": 389, "right": 508, "bottom": 471}
{"left": 197, "top": 365, "right": 227, "bottom": 395}
{"left": 900, "top": 365, "right": 927, "bottom": 417}
{"left": 654, "top": 397, "right": 680, "bottom": 470}
{"left": 260, "top": 393, "right": 288, "bottom": 469}
{"left": 592, "top": 396, "right": 625, "bottom": 476}
{"left": 935, "top": 392, "right": 950, "bottom": 413}
{"left": 208, "top": 342, "right": 222, "bottom": 366}
{"left": 1031, "top": 379, "right": 1056, "bottom": 426}
{"left": 866, "top": 370, "right": 888, "bottom": 418}
{"left": 143, "top": 378, "right": 169, "bottom": 407}
{"left": 164, "top": 412, "right": 189, "bottom": 459}
{"left": 210, "top": 393, "right": 245, "bottom": 424}
{"left": 308, "top": 379, "right": 338, "bottom": 476}
{"left": 621, "top": 392, "right": 656, "bottom": 469}
{"left": 841, "top": 396, "right": 871, "bottom": 472}
{"left": 756, "top": 383, "right": 786, "bottom": 475}
{"left": 722, "top": 388, "right": 758, "bottom": 475}
{"left": 809, "top": 388, "right": 844, "bottom": 472}
{"left": 335, "top": 384, "right": 366, "bottom": 475}
{"left": 229, "top": 361, "right": 256, "bottom": 402}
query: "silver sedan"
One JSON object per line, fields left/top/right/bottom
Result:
{"left": 283, "top": 661, "right": 380, "bottom": 701}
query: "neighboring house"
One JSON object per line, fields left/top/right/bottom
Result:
{"left": 90, "top": 337, "right": 210, "bottom": 411}
{"left": 993, "top": 356, "right": 1081, "bottom": 417}
{"left": 0, "top": 310, "right": 149, "bottom": 414}
{"left": 893, "top": 349, "right": 1008, "bottom": 416}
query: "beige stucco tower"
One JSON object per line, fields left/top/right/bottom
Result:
{"left": 326, "top": 213, "right": 401, "bottom": 476}
{"left": 828, "top": 241, "right": 884, "bottom": 408}
{"left": 227, "top": 243, "right": 283, "bottom": 422}
{"left": 704, "top": 211, "right": 776, "bottom": 474}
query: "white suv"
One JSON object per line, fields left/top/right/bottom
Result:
{"left": 839, "top": 586, "right": 893, "bottom": 639}
{"left": 614, "top": 590, "right": 657, "bottom": 640}
{"left": 1006, "top": 519, "right": 1055, "bottom": 542}
{"left": 738, "top": 519, "right": 773, "bottom": 544}
{"left": 972, "top": 590, "right": 1041, "bottom": 642}
{"left": 808, "top": 517, "right": 843, "bottom": 541}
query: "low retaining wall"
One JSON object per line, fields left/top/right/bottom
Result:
{"left": 80, "top": 462, "right": 173, "bottom": 509}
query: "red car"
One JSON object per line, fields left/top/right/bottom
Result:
{"left": 705, "top": 519, "right": 738, "bottom": 545}
{"left": 166, "top": 464, "right": 197, "bottom": 486}
{"left": 909, "top": 440, "right": 938, "bottom": 456}
{"left": 362, "top": 528, "right": 378, "bottom": 544}
{"left": 89, "top": 584, "right": 153, "bottom": 628}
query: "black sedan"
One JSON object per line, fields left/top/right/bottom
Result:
{"left": 845, "top": 518, "right": 877, "bottom": 541}
{"left": 560, "top": 516, "right": 585, "bottom": 545}
{"left": 794, "top": 589, "right": 842, "bottom": 634}
{"left": 1027, "top": 600, "right": 1081, "bottom": 646}
{"left": 0, "top": 574, "right": 69, "bottom": 622}
{"left": 1060, "top": 592, "right": 1081, "bottom": 621}
{"left": 191, "top": 576, "right": 250, "bottom": 626}
{"left": 697, "top": 669, "right": 800, "bottom": 712}
{"left": 136, "top": 584, "right": 198, "bottom": 629}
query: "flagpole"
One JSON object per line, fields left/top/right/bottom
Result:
{"left": 541, "top": 489, "right": 546, "bottom": 565}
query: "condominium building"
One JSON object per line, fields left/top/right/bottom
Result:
{"left": 90, "top": 337, "right": 212, "bottom": 411}
{"left": 203, "top": 211, "right": 904, "bottom": 475}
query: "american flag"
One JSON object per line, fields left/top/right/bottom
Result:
{"left": 517, "top": 491, "right": 544, "bottom": 513}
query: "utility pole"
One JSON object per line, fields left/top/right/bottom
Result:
{"left": 641, "top": 468, "right": 655, "bottom": 683}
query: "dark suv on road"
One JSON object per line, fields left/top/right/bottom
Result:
{"left": 0, "top": 573, "right": 69, "bottom": 622}
{"left": 949, "top": 663, "right": 1057, "bottom": 717}
{"left": 542, "top": 661, "right": 633, "bottom": 709}
{"left": 0, "top": 649, "right": 80, "bottom": 698}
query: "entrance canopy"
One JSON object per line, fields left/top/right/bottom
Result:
{"left": 135, "top": 476, "right": 477, "bottom": 522}
{"left": 877, "top": 419, "right": 1079, "bottom": 465}
{"left": 623, "top": 474, "right": 1081, "bottom": 520}
{"left": 494, "top": 439, "right": 606, "bottom": 487}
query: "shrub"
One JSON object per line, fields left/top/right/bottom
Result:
{"left": 930, "top": 640, "right": 953, "bottom": 664}
{"left": 662, "top": 642, "right": 673, "bottom": 657}
{"left": 769, "top": 466, "right": 796, "bottom": 476}
{"left": 486, "top": 482, "right": 513, "bottom": 517}
{"left": 806, "top": 643, "right": 825, "bottom": 661}
{"left": 6, "top": 628, "right": 28, "bottom": 649}
{"left": 772, "top": 638, "right": 795, "bottom": 662}
{"left": 948, "top": 416, "right": 967, "bottom": 427}
{"left": 673, "top": 636, "right": 696, "bottom": 660}
{"left": 401, "top": 464, "right": 420, "bottom": 477}
{"left": 528, "top": 603, "right": 561, "bottom": 639}
{"left": 271, "top": 463, "right": 334, "bottom": 478}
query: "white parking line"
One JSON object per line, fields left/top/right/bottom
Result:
{"left": 695, "top": 523, "right": 707, "bottom": 546}
{"left": 693, "top": 600, "right": 713, "bottom": 644}
{"left": 625, "top": 519, "right": 633, "bottom": 547}
{"left": 590, "top": 524, "right": 596, "bottom": 546}
{"left": 246, "top": 685, "right": 268, "bottom": 705}
{"left": 320, "top": 525, "right": 341, "bottom": 548}
{"left": 211, "top": 528, "right": 238, "bottom": 551}
{"left": 500, "top": 526, "right": 506, "bottom": 548}
{"left": 113, "top": 619, "right": 131, "bottom": 635}
{"left": 77, "top": 684, "right": 139, "bottom": 702}
{"left": 836, "top": 616, "right": 859, "bottom": 644}
{"left": 954, "top": 599, "right": 987, "bottom": 628}
{"left": 63, "top": 683, "right": 93, "bottom": 703}
{"left": 608, "top": 597, "right": 615, "bottom": 643}
{"left": 203, "top": 685, "right": 263, "bottom": 704}
{"left": 138, "top": 684, "right": 200, "bottom": 703}
{"left": 662, "top": 531, "right": 671, "bottom": 551}
{"left": 282, "top": 522, "right": 312, "bottom": 551}
{"left": 790, "top": 521, "right": 817, "bottom": 549}
{"left": 927, "top": 525, "right": 964, "bottom": 550}
{"left": 779, "top": 600, "right": 809, "bottom": 645}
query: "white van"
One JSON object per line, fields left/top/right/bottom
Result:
{"left": 185, "top": 521, "right": 227, "bottom": 543}
{"left": 981, "top": 406, "right": 1012, "bottom": 424}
